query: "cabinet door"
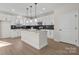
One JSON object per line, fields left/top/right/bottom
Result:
{"left": 10, "top": 30, "right": 21, "bottom": 38}
{"left": 47, "top": 30, "right": 51, "bottom": 38}
{"left": 1, "top": 21, "right": 11, "bottom": 38}
{"left": 10, "top": 30, "right": 17, "bottom": 38}
{"left": 47, "top": 30, "right": 53, "bottom": 39}
{"left": 58, "top": 11, "right": 77, "bottom": 45}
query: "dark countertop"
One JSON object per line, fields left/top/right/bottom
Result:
{"left": 11, "top": 25, "right": 54, "bottom": 30}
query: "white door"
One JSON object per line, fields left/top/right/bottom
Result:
{"left": 58, "top": 11, "right": 77, "bottom": 45}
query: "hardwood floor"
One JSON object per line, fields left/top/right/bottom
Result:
{"left": 0, "top": 37, "right": 79, "bottom": 55}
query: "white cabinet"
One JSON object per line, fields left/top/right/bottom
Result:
{"left": 54, "top": 9, "right": 79, "bottom": 46}
{"left": 0, "top": 21, "right": 21, "bottom": 38}
{"left": 10, "top": 30, "right": 21, "bottom": 38}
{"left": 10, "top": 30, "right": 17, "bottom": 38}
{"left": 0, "top": 21, "right": 11, "bottom": 38}
{"left": 47, "top": 30, "right": 54, "bottom": 39}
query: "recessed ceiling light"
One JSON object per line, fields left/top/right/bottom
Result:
{"left": 11, "top": 9, "right": 15, "bottom": 12}
{"left": 42, "top": 8, "right": 46, "bottom": 10}
{"left": 17, "top": 16, "right": 22, "bottom": 18}
{"left": 40, "top": 12, "right": 42, "bottom": 14}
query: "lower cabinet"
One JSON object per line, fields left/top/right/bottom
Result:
{"left": 0, "top": 21, "right": 11, "bottom": 38}
{"left": 10, "top": 30, "right": 21, "bottom": 38}
{"left": 47, "top": 30, "right": 54, "bottom": 39}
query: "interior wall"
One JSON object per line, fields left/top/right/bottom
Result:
{"left": 53, "top": 4, "right": 79, "bottom": 41}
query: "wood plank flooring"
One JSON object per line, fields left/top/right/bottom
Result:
{"left": 0, "top": 37, "right": 79, "bottom": 55}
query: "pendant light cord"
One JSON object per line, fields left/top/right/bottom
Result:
{"left": 26, "top": 8, "right": 29, "bottom": 20}
{"left": 30, "top": 6, "right": 32, "bottom": 19}
{"left": 35, "top": 3, "right": 37, "bottom": 18}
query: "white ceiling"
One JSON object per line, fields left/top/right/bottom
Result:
{"left": 0, "top": 3, "right": 79, "bottom": 17}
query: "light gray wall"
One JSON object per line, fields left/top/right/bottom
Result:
{"left": 53, "top": 4, "right": 79, "bottom": 42}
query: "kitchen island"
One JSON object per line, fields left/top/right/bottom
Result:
{"left": 21, "top": 30, "right": 48, "bottom": 49}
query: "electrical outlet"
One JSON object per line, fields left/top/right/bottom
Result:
{"left": 75, "top": 27, "right": 77, "bottom": 30}
{"left": 75, "top": 40, "right": 77, "bottom": 43}
{"left": 75, "top": 14, "right": 77, "bottom": 17}
{"left": 59, "top": 29, "right": 62, "bottom": 31}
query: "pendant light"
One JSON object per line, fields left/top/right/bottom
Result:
{"left": 26, "top": 8, "right": 29, "bottom": 24}
{"left": 30, "top": 6, "right": 32, "bottom": 19}
{"left": 34, "top": 3, "right": 38, "bottom": 22}
{"left": 30, "top": 6, "right": 32, "bottom": 23}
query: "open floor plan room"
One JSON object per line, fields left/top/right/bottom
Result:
{"left": 0, "top": 3, "right": 79, "bottom": 55}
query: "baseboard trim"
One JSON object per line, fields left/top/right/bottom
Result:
{"left": 0, "top": 36, "right": 21, "bottom": 39}
{"left": 59, "top": 41, "right": 77, "bottom": 47}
